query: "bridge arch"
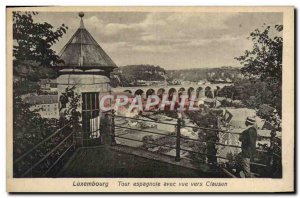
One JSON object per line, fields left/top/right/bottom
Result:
{"left": 205, "top": 86, "right": 213, "bottom": 98}
{"left": 177, "top": 87, "right": 186, "bottom": 102}
{"left": 123, "top": 89, "right": 132, "bottom": 94}
{"left": 178, "top": 87, "right": 185, "bottom": 95}
{"left": 168, "top": 88, "right": 177, "bottom": 99}
{"left": 157, "top": 88, "right": 166, "bottom": 98}
{"left": 214, "top": 86, "right": 221, "bottom": 97}
{"left": 187, "top": 87, "right": 195, "bottom": 99}
{"left": 134, "top": 89, "right": 144, "bottom": 97}
{"left": 196, "top": 87, "right": 204, "bottom": 98}
{"left": 146, "top": 89, "right": 155, "bottom": 98}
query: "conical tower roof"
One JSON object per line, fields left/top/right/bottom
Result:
{"left": 58, "top": 13, "right": 117, "bottom": 69}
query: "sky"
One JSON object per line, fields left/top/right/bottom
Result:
{"left": 33, "top": 12, "right": 282, "bottom": 70}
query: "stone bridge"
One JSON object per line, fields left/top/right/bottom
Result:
{"left": 111, "top": 83, "right": 232, "bottom": 98}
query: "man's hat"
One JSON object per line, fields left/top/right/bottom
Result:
{"left": 246, "top": 116, "right": 256, "bottom": 125}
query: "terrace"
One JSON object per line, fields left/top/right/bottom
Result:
{"left": 13, "top": 111, "right": 281, "bottom": 178}
{"left": 57, "top": 145, "right": 225, "bottom": 178}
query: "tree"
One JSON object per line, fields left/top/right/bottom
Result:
{"left": 233, "top": 25, "right": 283, "bottom": 115}
{"left": 13, "top": 11, "right": 68, "bottom": 83}
{"left": 235, "top": 25, "right": 283, "bottom": 82}
{"left": 218, "top": 79, "right": 282, "bottom": 114}
{"left": 63, "top": 86, "right": 81, "bottom": 124}
{"left": 13, "top": 12, "right": 68, "bottom": 157}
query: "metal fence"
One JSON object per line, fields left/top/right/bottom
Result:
{"left": 13, "top": 121, "right": 76, "bottom": 177}
{"left": 108, "top": 110, "right": 281, "bottom": 177}
{"left": 12, "top": 109, "right": 281, "bottom": 178}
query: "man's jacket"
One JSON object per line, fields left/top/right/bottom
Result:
{"left": 239, "top": 126, "right": 257, "bottom": 158}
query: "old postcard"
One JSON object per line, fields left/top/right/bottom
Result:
{"left": 6, "top": 6, "right": 294, "bottom": 192}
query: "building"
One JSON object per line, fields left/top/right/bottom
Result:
{"left": 23, "top": 95, "right": 59, "bottom": 119}
{"left": 171, "top": 79, "right": 182, "bottom": 85}
{"left": 55, "top": 13, "right": 117, "bottom": 137}
{"left": 39, "top": 79, "right": 58, "bottom": 94}
{"left": 17, "top": 12, "right": 116, "bottom": 142}
{"left": 21, "top": 13, "right": 117, "bottom": 130}
{"left": 223, "top": 108, "right": 256, "bottom": 129}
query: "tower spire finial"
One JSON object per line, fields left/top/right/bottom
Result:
{"left": 79, "top": 12, "right": 85, "bottom": 29}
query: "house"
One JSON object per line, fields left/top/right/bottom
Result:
{"left": 215, "top": 97, "right": 226, "bottom": 102}
{"left": 202, "top": 98, "right": 221, "bottom": 108}
{"left": 23, "top": 95, "right": 59, "bottom": 119}
{"left": 40, "top": 79, "right": 58, "bottom": 93}
{"left": 225, "top": 78, "right": 233, "bottom": 83}
{"left": 171, "top": 79, "right": 182, "bottom": 85}
{"left": 222, "top": 108, "right": 269, "bottom": 129}
{"left": 223, "top": 108, "right": 256, "bottom": 129}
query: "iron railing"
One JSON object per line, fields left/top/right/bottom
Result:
{"left": 107, "top": 110, "right": 281, "bottom": 177}
{"left": 12, "top": 109, "right": 281, "bottom": 178}
{"left": 13, "top": 121, "right": 76, "bottom": 177}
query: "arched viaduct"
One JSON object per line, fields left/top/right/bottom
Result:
{"left": 111, "top": 83, "right": 232, "bottom": 99}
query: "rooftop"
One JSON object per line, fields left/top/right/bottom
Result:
{"left": 24, "top": 95, "right": 58, "bottom": 105}
{"left": 57, "top": 13, "right": 117, "bottom": 69}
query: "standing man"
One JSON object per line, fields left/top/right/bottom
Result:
{"left": 237, "top": 116, "right": 257, "bottom": 178}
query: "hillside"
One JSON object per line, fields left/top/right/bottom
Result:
{"left": 110, "top": 65, "right": 243, "bottom": 87}
{"left": 167, "top": 66, "right": 242, "bottom": 83}
{"left": 111, "top": 65, "right": 166, "bottom": 87}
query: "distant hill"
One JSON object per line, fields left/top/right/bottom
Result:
{"left": 110, "top": 65, "right": 243, "bottom": 87}
{"left": 111, "top": 64, "right": 166, "bottom": 87}
{"left": 166, "top": 66, "right": 242, "bottom": 83}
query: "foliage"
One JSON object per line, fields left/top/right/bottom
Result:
{"left": 218, "top": 78, "right": 281, "bottom": 115}
{"left": 13, "top": 12, "right": 69, "bottom": 163}
{"left": 205, "top": 89, "right": 214, "bottom": 98}
{"left": 185, "top": 110, "right": 219, "bottom": 129}
{"left": 235, "top": 25, "right": 282, "bottom": 82}
{"left": 217, "top": 25, "right": 283, "bottom": 116}
{"left": 167, "top": 66, "right": 242, "bottom": 83}
{"left": 13, "top": 11, "right": 68, "bottom": 81}
{"left": 63, "top": 86, "right": 82, "bottom": 124}
{"left": 257, "top": 104, "right": 275, "bottom": 119}
{"left": 219, "top": 99, "right": 246, "bottom": 108}
{"left": 217, "top": 86, "right": 237, "bottom": 99}
{"left": 14, "top": 128, "right": 73, "bottom": 177}
{"left": 13, "top": 95, "right": 58, "bottom": 139}
{"left": 13, "top": 11, "right": 68, "bottom": 133}
{"left": 13, "top": 87, "right": 81, "bottom": 175}
{"left": 156, "top": 110, "right": 179, "bottom": 119}
{"left": 185, "top": 110, "right": 220, "bottom": 164}
{"left": 257, "top": 104, "right": 281, "bottom": 131}
{"left": 111, "top": 65, "right": 166, "bottom": 87}
{"left": 13, "top": 79, "right": 40, "bottom": 95}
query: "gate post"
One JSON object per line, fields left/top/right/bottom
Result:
{"left": 110, "top": 109, "right": 117, "bottom": 146}
{"left": 175, "top": 118, "right": 182, "bottom": 162}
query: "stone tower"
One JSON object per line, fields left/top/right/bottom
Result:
{"left": 55, "top": 13, "right": 117, "bottom": 140}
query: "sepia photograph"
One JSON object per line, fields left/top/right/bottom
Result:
{"left": 6, "top": 6, "right": 294, "bottom": 192}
